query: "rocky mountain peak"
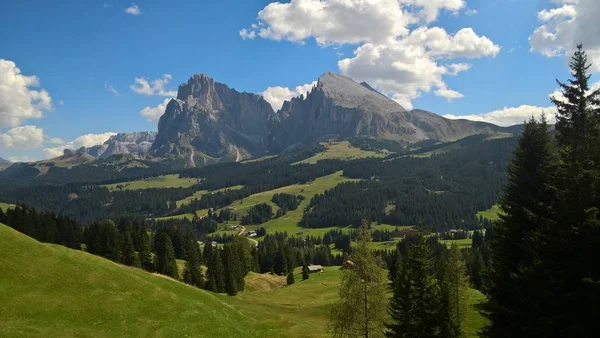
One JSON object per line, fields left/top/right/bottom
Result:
{"left": 151, "top": 73, "right": 276, "bottom": 166}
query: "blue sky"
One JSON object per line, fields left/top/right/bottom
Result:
{"left": 1, "top": 0, "right": 598, "bottom": 161}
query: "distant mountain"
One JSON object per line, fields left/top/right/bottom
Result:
{"left": 269, "top": 72, "right": 505, "bottom": 151}
{"left": 66, "top": 132, "right": 157, "bottom": 160}
{"left": 0, "top": 157, "right": 11, "bottom": 171}
{"left": 151, "top": 74, "right": 276, "bottom": 167}
{"left": 150, "top": 72, "right": 511, "bottom": 167}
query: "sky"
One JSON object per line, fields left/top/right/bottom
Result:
{"left": 1, "top": 0, "right": 599, "bottom": 162}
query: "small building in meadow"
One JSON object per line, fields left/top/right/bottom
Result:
{"left": 308, "top": 265, "right": 324, "bottom": 273}
{"left": 340, "top": 260, "right": 355, "bottom": 270}
{"left": 247, "top": 231, "right": 257, "bottom": 237}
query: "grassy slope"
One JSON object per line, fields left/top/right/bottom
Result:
{"left": 230, "top": 171, "right": 359, "bottom": 238}
{"left": 0, "top": 224, "right": 266, "bottom": 338}
{"left": 103, "top": 174, "right": 199, "bottom": 191}
{"left": 175, "top": 185, "right": 244, "bottom": 208}
{"left": 295, "top": 141, "right": 391, "bottom": 164}
{"left": 0, "top": 202, "right": 15, "bottom": 212}
{"left": 476, "top": 204, "right": 504, "bottom": 221}
{"left": 0, "top": 225, "right": 488, "bottom": 337}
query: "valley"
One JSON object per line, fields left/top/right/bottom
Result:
{"left": 0, "top": 223, "right": 488, "bottom": 337}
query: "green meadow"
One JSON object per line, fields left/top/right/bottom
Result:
{"left": 294, "top": 141, "right": 391, "bottom": 164}
{"left": 103, "top": 174, "right": 199, "bottom": 191}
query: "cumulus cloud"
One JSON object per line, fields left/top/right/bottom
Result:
{"left": 125, "top": 4, "right": 141, "bottom": 15}
{"left": 0, "top": 59, "right": 52, "bottom": 128}
{"left": 242, "top": 0, "right": 498, "bottom": 108}
{"left": 443, "top": 105, "right": 557, "bottom": 127}
{"left": 130, "top": 74, "right": 177, "bottom": 96}
{"left": 42, "top": 132, "right": 117, "bottom": 159}
{"left": 530, "top": 0, "right": 600, "bottom": 72}
{"left": 0, "top": 125, "right": 45, "bottom": 149}
{"left": 140, "top": 98, "right": 171, "bottom": 122}
{"left": 261, "top": 81, "right": 317, "bottom": 110}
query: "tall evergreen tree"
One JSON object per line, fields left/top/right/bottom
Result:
{"left": 213, "top": 248, "right": 226, "bottom": 293}
{"left": 484, "top": 116, "right": 557, "bottom": 336}
{"left": 138, "top": 228, "right": 154, "bottom": 272}
{"left": 286, "top": 271, "right": 295, "bottom": 285}
{"left": 183, "top": 237, "right": 203, "bottom": 287}
{"left": 329, "top": 220, "right": 388, "bottom": 338}
{"left": 302, "top": 262, "right": 310, "bottom": 281}
{"left": 542, "top": 44, "right": 600, "bottom": 336}
{"left": 387, "top": 233, "right": 441, "bottom": 338}
{"left": 438, "top": 245, "right": 469, "bottom": 338}
{"left": 120, "top": 228, "right": 137, "bottom": 267}
{"left": 155, "top": 231, "right": 179, "bottom": 279}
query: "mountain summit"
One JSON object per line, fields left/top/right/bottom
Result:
{"left": 150, "top": 72, "right": 507, "bottom": 167}
{"left": 151, "top": 74, "right": 276, "bottom": 167}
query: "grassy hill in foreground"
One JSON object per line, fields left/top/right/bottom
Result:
{"left": 0, "top": 224, "right": 489, "bottom": 337}
{"left": 0, "top": 224, "right": 267, "bottom": 338}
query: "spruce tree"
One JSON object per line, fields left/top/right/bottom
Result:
{"left": 329, "top": 220, "right": 388, "bottom": 338}
{"left": 387, "top": 233, "right": 441, "bottom": 338}
{"left": 155, "top": 232, "right": 179, "bottom": 279}
{"left": 120, "top": 229, "right": 137, "bottom": 267}
{"left": 138, "top": 229, "right": 154, "bottom": 272}
{"left": 213, "top": 248, "right": 226, "bottom": 293}
{"left": 438, "top": 245, "right": 468, "bottom": 338}
{"left": 225, "top": 269, "right": 238, "bottom": 296}
{"left": 286, "top": 271, "right": 295, "bottom": 285}
{"left": 542, "top": 44, "right": 600, "bottom": 336}
{"left": 484, "top": 116, "right": 557, "bottom": 337}
{"left": 183, "top": 237, "right": 203, "bottom": 287}
{"left": 302, "top": 262, "right": 310, "bottom": 281}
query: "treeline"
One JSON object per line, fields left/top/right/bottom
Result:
{"left": 301, "top": 135, "right": 515, "bottom": 231}
{"left": 272, "top": 193, "right": 304, "bottom": 212}
{"left": 203, "top": 237, "right": 251, "bottom": 296}
{"left": 0, "top": 183, "right": 199, "bottom": 223}
{"left": 0, "top": 205, "right": 82, "bottom": 249}
{"left": 484, "top": 46, "right": 600, "bottom": 336}
{"left": 240, "top": 203, "right": 273, "bottom": 225}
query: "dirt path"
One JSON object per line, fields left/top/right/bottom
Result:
{"left": 238, "top": 225, "right": 258, "bottom": 246}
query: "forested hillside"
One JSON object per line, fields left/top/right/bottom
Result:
{"left": 0, "top": 136, "right": 516, "bottom": 232}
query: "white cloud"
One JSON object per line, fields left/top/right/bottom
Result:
{"left": 465, "top": 8, "right": 477, "bottom": 16}
{"left": 104, "top": 82, "right": 121, "bottom": 96}
{"left": 0, "top": 59, "right": 52, "bottom": 128}
{"left": 48, "top": 137, "right": 64, "bottom": 144}
{"left": 435, "top": 88, "right": 464, "bottom": 101}
{"left": 530, "top": 0, "right": 600, "bottom": 72}
{"left": 130, "top": 74, "right": 177, "bottom": 96}
{"left": 140, "top": 98, "right": 172, "bottom": 122}
{"left": 42, "top": 132, "right": 116, "bottom": 159}
{"left": 8, "top": 155, "right": 31, "bottom": 163}
{"left": 443, "top": 105, "right": 557, "bottom": 127}
{"left": 243, "top": 0, "right": 498, "bottom": 108}
{"left": 261, "top": 81, "right": 317, "bottom": 110}
{"left": 0, "top": 125, "right": 45, "bottom": 149}
{"left": 338, "top": 27, "right": 498, "bottom": 108}
{"left": 125, "top": 4, "right": 141, "bottom": 15}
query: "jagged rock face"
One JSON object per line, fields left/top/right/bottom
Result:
{"left": 63, "top": 132, "right": 157, "bottom": 160}
{"left": 151, "top": 74, "right": 275, "bottom": 166}
{"left": 269, "top": 72, "right": 503, "bottom": 151}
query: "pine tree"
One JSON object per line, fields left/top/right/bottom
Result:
{"left": 120, "top": 229, "right": 137, "bottom": 267}
{"left": 213, "top": 248, "right": 226, "bottom": 293}
{"left": 138, "top": 228, "right": 154, "bottom": 272}
{"left": 329, "top": 220, "right": 388, "bottom": 338}
{"left": 183, "top": 237, "right": 203, "bottom": 287}
{"left": 155, "top": 232, "right": 179, "bottom": 279}
{"left": 542, "top": 44, "right": 600, "bottom": 336}
{"left": 386, "top": 233, "right": 441, "bottom": 338}
{"left": 204, "top": 244, "right": 218, "bottom": 292}
{"left": 287, "top": 271, "right": 295, "bottom": 285}
{"left": 302, "top": 262, "right": 310, "bottom": 281}
{"left": 438, "top": 245, "right": 468, "bottom": 338}
{"left": 484, "top": 116, "right": 557, "bottom": 337}
{"left": 225, "top": 269, "right": 238, "bottom": 296}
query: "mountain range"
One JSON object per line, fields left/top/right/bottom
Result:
{"left": 147, "top": 72, "right": 510, "bottom": 166}
{"left": 11, "top": 71, "right": 515, "bottom": 170}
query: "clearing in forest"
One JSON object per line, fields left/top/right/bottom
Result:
{"left": 294, "top": 141, "right": 391, "bottom": 164}
{"left": 102, "top": 174, "right": 199, "bottom": 191}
